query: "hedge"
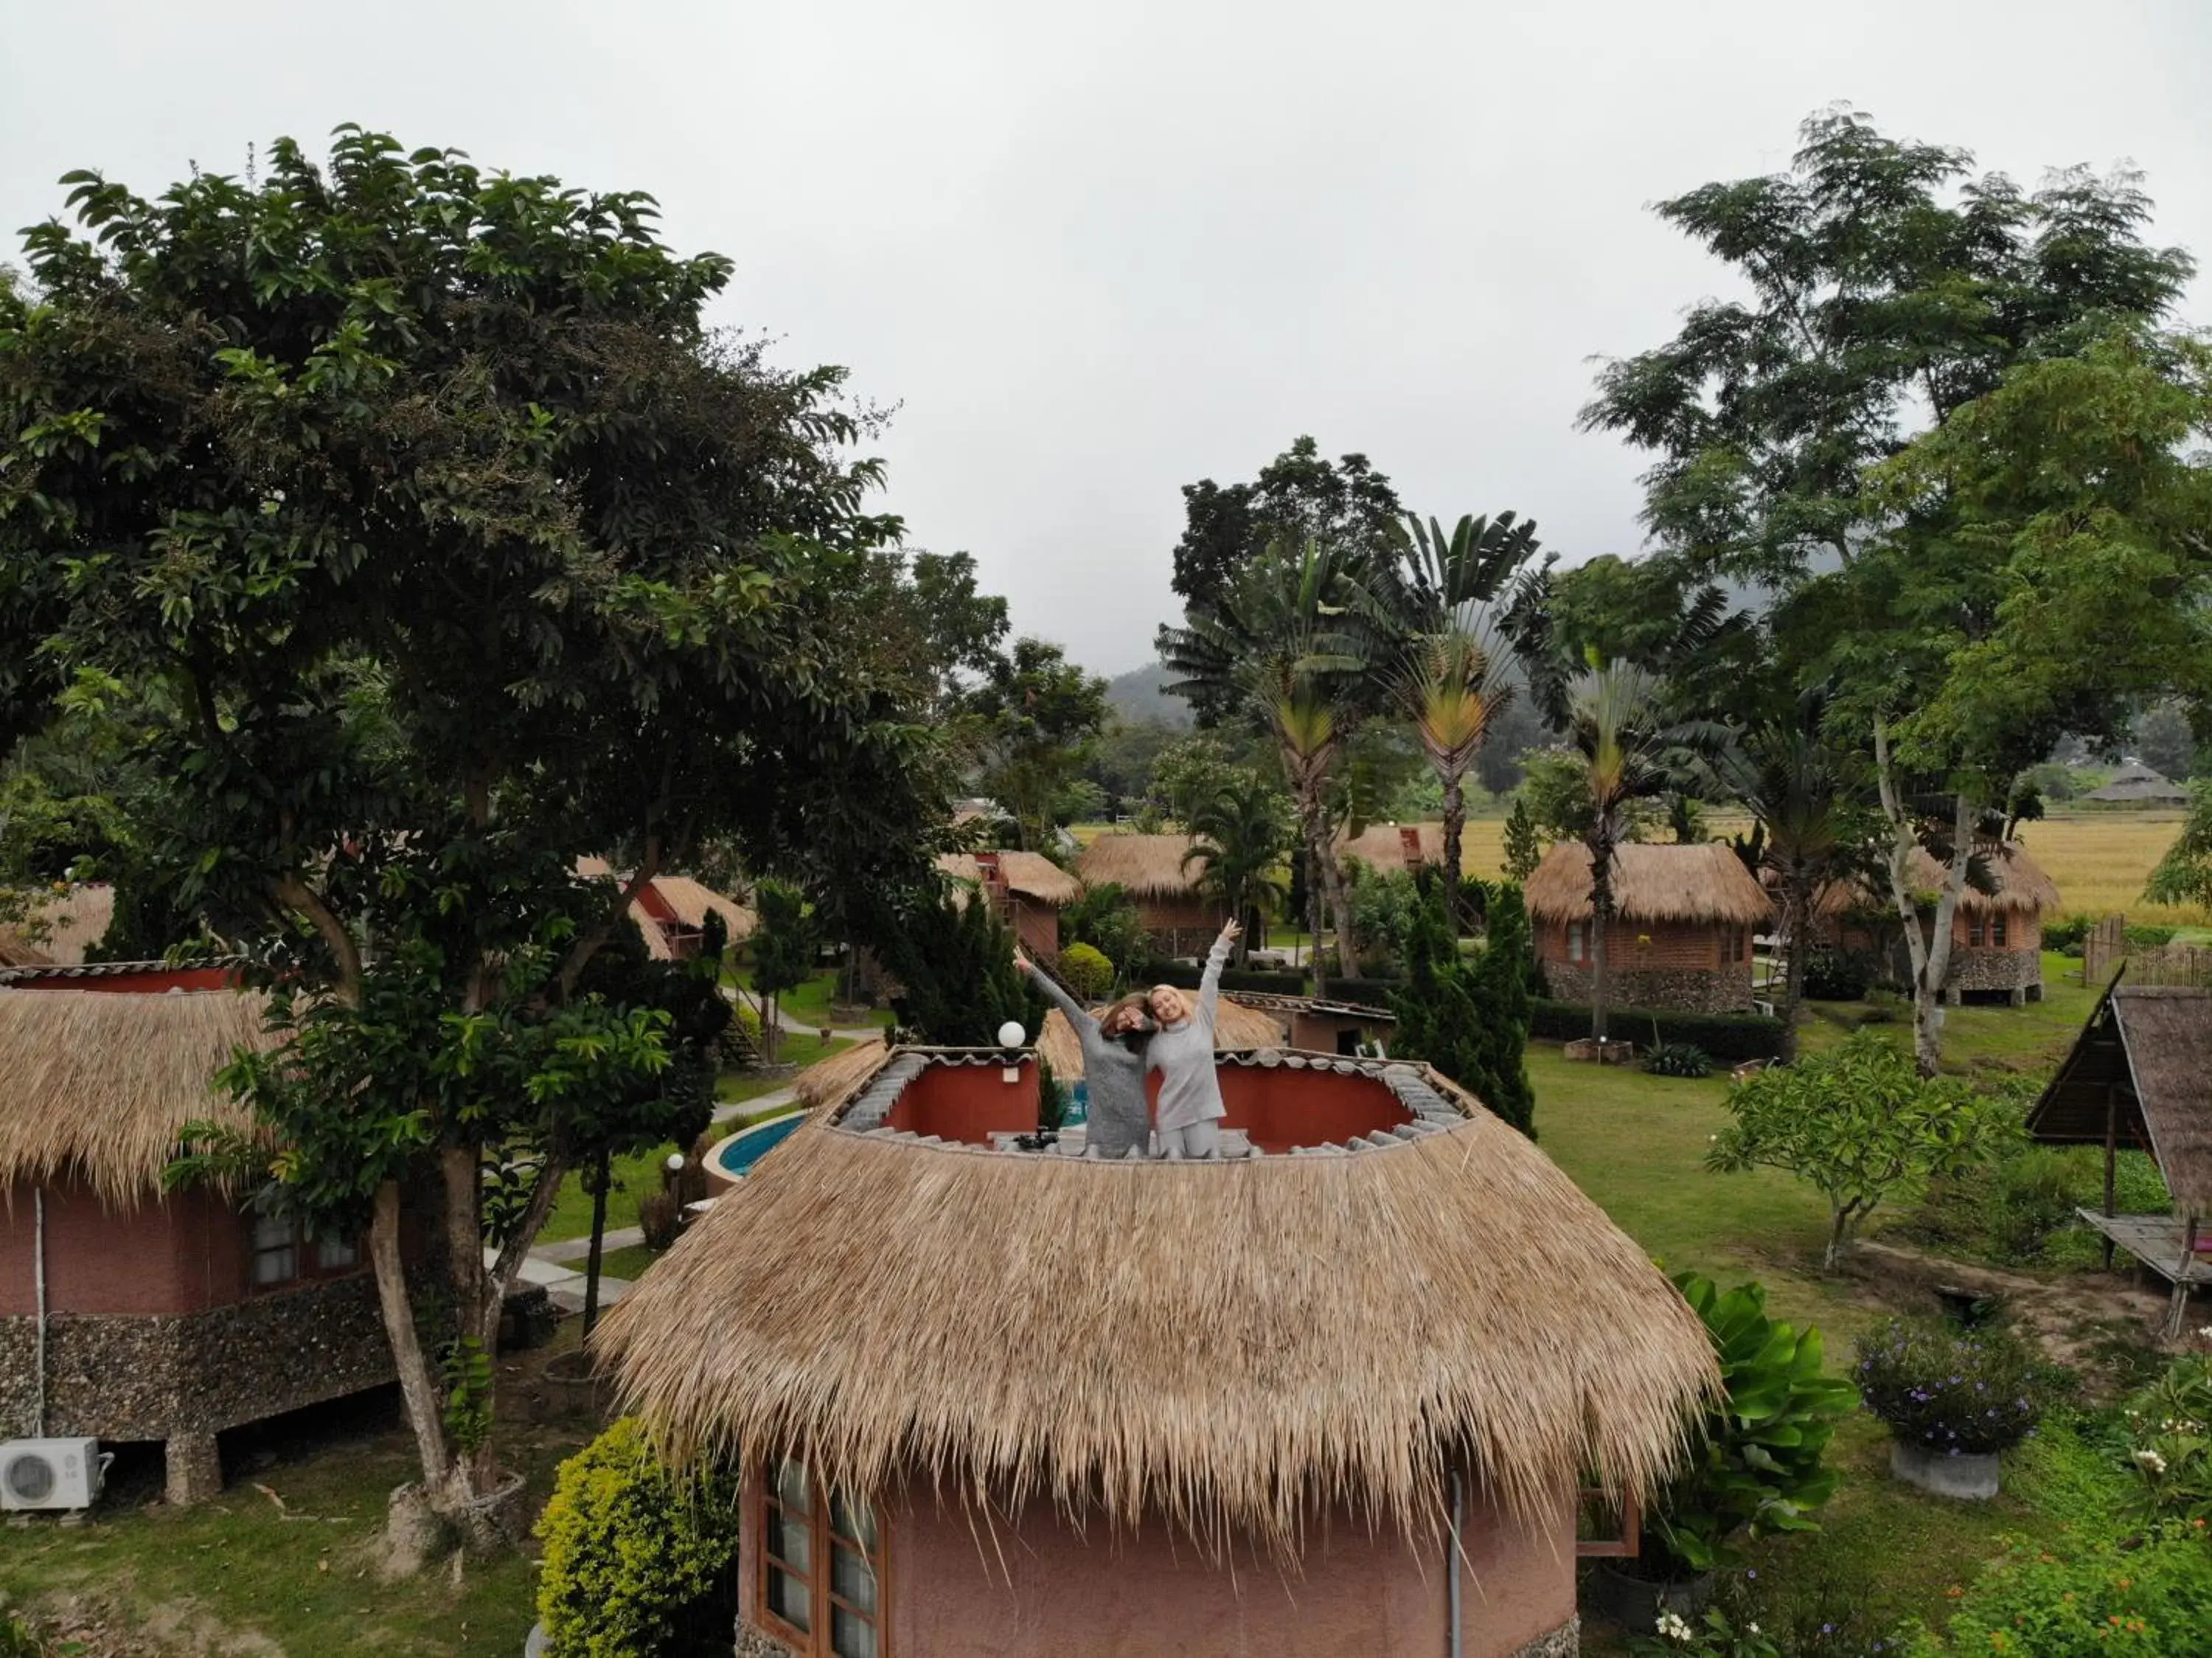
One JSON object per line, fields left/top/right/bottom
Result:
{"left": 1528, "top": 998, "right": 1786, "bottom": 1061}
{"left": 1321, "top": 976, "right": 1408, "bottom": 1008}
{"left": 1138, "top": 962, "right": 1310, "bottom": 995}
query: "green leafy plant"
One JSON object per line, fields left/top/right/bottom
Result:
{"left": 439, "top": 1336, "right": 495, "bottom": 1457}
{"left": 1057, "top": 941, "right": 1114, "bottom": 1000}
{"left": 1706, "top": 1032, "right": 2014, "bottom": 1266}
{"left": 1907, "top": 1525, "right": 2212, "bottom": 1656}
{"left": 1855, "top": 1317, "right": 2045, "bottom": 1456}
{"left": 536, "top": 1418, "right": 742, "bottom": 1658}
{"left": 2120, "top": 1355, "right": 2212, "bottom": 1526}
{"left": 1502, "top": 794, "right": 1543, "bottom": 882}
{"left": 1643, "top": 1041, "right": 1714, "bottom": 1078}
{"left": 636, "top": 1190, "right": 681, "bottom": 1253}
{"left": 1640, "top": 1273, "right": 1855, "bottom": 1578}
{"left": 1799, "top": 948, "right": 1871, "bottom": 1002}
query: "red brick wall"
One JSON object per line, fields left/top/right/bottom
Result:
{"left": 1537, "top": 918, "right": 1745, "bottom": 971}
{"left": 0, "top": 1179, "right": 246, "bottom": 1317}
{"left": 884, "top": 1060, "right": 1041, "bottom": 1143}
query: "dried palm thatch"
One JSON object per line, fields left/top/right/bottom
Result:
{"left": 1813, "top": 842, "right": 2060, "bottom": 918}
{"left": 599, "top": 1058, "right": 1717, "bottom": 1556}
{"left": 2030, "top": 982, "right": 2212, "bottom": 1211}
{"left": 0, "top": 886, "right": 115, "bottom": 968}
{"left": 1035, "top": 999, "right": 1287, "bottom": 1078}
{"left": 1524, "top": 842, "right": 1772, "bottom": 926}
{"left": 0, "top": 988, "right": 271, "bottom": 1207}
{"left": 650, "top": 875, "right": 758, "bottom": 943}
{"left": 790, "top": 1036, "right": 894, "bottom": 1110}
{"left": 936, "top": 852, "right": 1084, "bottom": 909}
{"left": 1073, "top": 834, "right": 1206, "bottom": 901}
{"left": 1335, "top": 822, "right": 1444, "bottom": 874}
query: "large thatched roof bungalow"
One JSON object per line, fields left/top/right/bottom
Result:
{"left": 1073, "top": 833, "right": 1225, "bottom": 957}
{"left": 577, "top": 859, "right": 756, "bottom": 960}
{"left": 600, "top": 1044, "right": 1717, "bottom": 1657}
{"left": 1814, "top": 843, "right": 2060, "bottom": 1005}
{"left": 936, "top": 850, "right": 1084, "bottom": 959}
{"left": 1335, "top": 822, "right": 1444, "bottom": 877}
{"left": 2083, "top": 764, "right": 2190, "bottom": 806}
{"left": 1526, "top": 842, "right": 1773, "bottom": 1015}
{"left": 0, "top": 974, "right": 401, "bottom": 1505}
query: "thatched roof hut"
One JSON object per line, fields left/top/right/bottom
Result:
{"left": 1072, "top": 833, "right": 1206, "bottom": 900}
{"left": 788, "top": 1034, "right": 894, "bottom": 1110}
{"left": 1814, "top": 843, "right": 2060, "bottom": 919}
{"left": 1335, "top": 822, "right": 1444, "bottom": 875}
{"left": 1035, "top": 999, "right": 1287, "bottom": 1078}
{"left": 0, "top": 884, "right": 116, "bottom": 968}
{"left": 0, "top": 988, "right": 271, "bottom": 1207}
{"left": 2084, "top": 765, "right": 2190, "bottom": 806}
{"left": 576, "top": 859, "right": 756, "bottom": 956}
{"left": 2029, "top": 981, "right": 2212, "bottom": 1213}
{"left": 936, "top": 851, "right": 1083, "bottom": 908}
{"left": 1524, "top": 842, "right": 1772, "bottom": 926}
{"left": 599, "top": 1049, "right": 1717, "bottom": 1558}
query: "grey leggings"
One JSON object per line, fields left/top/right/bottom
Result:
{"left": 1156, "top": 1120, "right": 1222, "bottom": 1159}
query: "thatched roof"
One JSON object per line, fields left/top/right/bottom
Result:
{"left": 599, "top": 1051, "right": 1717, "bottom": 1554}
{"left": 1524, "top": 842, "right": 1772, "bottom": 927}
{"left": 1035, "top": 999, "right": 1287, "bottom": 1078}
{"left": 2084, "top": 765, "right": 2189, "bottom": 805}
{"left": 936, "top": 851, "right": 1084, "bottom": 909}
{"left": 790, "top": 1035, "right": 894, "bottom": 1110}
{"left": 0, "top": 886, "right": 114, "bottom": 968}
{"left": 1073, "top": 833, "right": 1210, "bottom": 901}
{"left": 1814, "top": 843, "right": 2060, "bottom": 919}
{"left": 1335, "top": 822, "right": 1444, "bottom": 874}
{"left": 2028, "top": 981, "right": 2212, "bottom": 1211}
{"left": 0, "top": 988, "right": 271, "bottom": 1206}
{"left": 576, "top": 860, "right": 756, "bottom": 955}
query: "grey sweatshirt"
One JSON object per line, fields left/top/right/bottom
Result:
{"left": 1021, "top": 962, "right": 1151, "bottom": 1159}
{"left": 1145, "top": 936, "right": 1231, "bottom": 1132}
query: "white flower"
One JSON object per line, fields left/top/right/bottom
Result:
{"left": 1749, "top": 1623, "right": 1761, "bottom": 1635}
{"left": 2133, "top": 1448, "right": 2168, "bottom": 1476}
{"left": 1655, "top": 1610, "right": 1695, "bottom": 1643}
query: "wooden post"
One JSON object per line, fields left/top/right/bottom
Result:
{"left": 2102, "top": 1081, "right": 2119, "bottom": 1271}
{"left": 2163, "top": 1212, "right": 2199, "bottom": 1342}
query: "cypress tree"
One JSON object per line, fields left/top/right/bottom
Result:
{"left": 1391, "top": 876, "right": 1537, "bottom": 1137}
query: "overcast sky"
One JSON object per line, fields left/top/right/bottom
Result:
{"left": 5, "top": 1, "right": 2208, "bottom": 675}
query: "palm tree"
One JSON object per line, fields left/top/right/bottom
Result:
{"left": 1565, "top": 663, "right": 1724, "bottom": 1044}
{"left": 1182, "top": 775, "right": 1293, "bottom": 964}
{"left": 1396, "top": 627, "right": 1514, "bottom": 932}
{"left": 1161, "top": 538, "right": 1380, "bottom": 990}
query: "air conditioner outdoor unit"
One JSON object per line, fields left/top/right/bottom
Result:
{"left": 0, "top": 1438, "right": 109, "bottom": 1511}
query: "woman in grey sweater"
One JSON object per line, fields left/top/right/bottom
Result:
{"left": 1143, "top": 919, "right": 1242, "bottom": 1159}
{"left": 1015, "top": 951, "right": 1155, "bottom": 1159}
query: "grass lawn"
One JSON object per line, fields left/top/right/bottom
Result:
{"left": 597, "top": 1241, "right": 660, "bottom": 1281}
{"left": 728, "top": 966, "right": 891, "bottom": 1032}
{"left": 539, "top": 1143, "right": 675, "bottom": 1245}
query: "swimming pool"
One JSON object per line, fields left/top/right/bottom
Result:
{"left": 708, "top": 1111, "right": 806, "bottom": 1185}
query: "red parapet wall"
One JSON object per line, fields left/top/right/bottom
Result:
{"left": 884, "top": 1059, "right": 1041, "bottom": 1143}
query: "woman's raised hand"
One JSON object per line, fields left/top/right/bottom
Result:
{"left": 1220, "top": 920, "right": 1243, "bottom": 945}
{"left": 1012, "top": 948, "right": 1032, "bottom": 972}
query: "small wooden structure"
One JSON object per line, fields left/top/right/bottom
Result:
{"left": 1225, "top": 990, "right": 1395, "bottom": 1057}
{"left": 2027, "top": 976, "right": 2212, "bottom": 1336}
{"left": 1073, "top": 833, "right": 1227, "bottom": 957}
{"left": 936, "top": 850, "right": 1083, "bottom": 959}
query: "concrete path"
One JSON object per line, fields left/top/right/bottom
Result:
{"left": 491, "top": 1246, "right": 631, "bottom": 1314}
{"left": 533, "top": 1226, "right": 645, "bottom": 1266}
{"left": 713, "top": 1083, "right": 796, "bottom": 1125}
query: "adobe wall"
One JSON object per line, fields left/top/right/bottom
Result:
{"left": 885, "top": 1059, "right": 1041, "bottom": 1143}
{"left": 1540, "top": 960, "right": 1752, "bottom": 1015}
{"left": 738, "top": 1468, "right": 1579, "bottom": 1658}
{"left": 0, "top": 1180, "right": 251, "bottom": 1318}
{"left": 0, "top": 1271, "right": 394, "bottom": 1443}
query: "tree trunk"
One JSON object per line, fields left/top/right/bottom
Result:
{"left": 1824, "top": 1202, "right": 1851, "bottom": 1270}
{"left": 369, "top": 1180, "right": 452, "bottom": 1496}
{"left": 1779, "top": 873, "right": 1810, "bottom": 1064}
{"left": 1589, "top": 839, "right": 1613, "bottom": 1045}
{"left": 1441, "top": 775, "right": 1466, "bottom": 938}
{"left": 1313, "top": 819, "right": 1358, "bottom": 979}
{"left": 580, "top": 1148, "right": 611, "bottom": 1339}
{"left": 1304, "top": 843, "right": 1327, "bottom": 998}
{"left": 1873, "top": 721, "right": 1975, "bottom": 1078}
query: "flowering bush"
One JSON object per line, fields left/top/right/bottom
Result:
{"left": 1855, "top": 1317, "right": 2044, "bottom": 1455}
{"left": 1905, "top": 1526, "right": 2212, "bottom": 1656}
{"left": 2120, "top": 1354, "right": 2212, "bottom": 1526}
{"left": 1627, "top": 1605, "right": 1782, "bottom": 1657}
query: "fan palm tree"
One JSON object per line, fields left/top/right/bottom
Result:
{"left": 1396, "top": 626, "right": 1514, "bottom": 932}
{"left": 1182, "top": 775, "right": 1293, "bottom": 965}
{"left": 1565, "top": 663, "right": 1727, "bottom": 1044}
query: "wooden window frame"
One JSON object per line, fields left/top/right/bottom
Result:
{"left": 757, "top": 1460, "right": 889, "bottom": 1657}
{"left": 244, "top": 1214, "right": 366, "bottom": 1295}
{"left": 1575, "top": 1488, "right": 1642, "bottom": 1558}
{"left": 1568, "top": 921, "right": 1585, "bottom": 963}
{"left": 1992, "top": 914, "right": 2008, "bottom": 948}
{"left": 1967, "top": 915, "right": 1986, "bottom": 948}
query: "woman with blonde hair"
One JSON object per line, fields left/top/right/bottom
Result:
{"left": 1015, "top": 951, "right": 1155, "bottom": 1158}
{"left": 1143, "top": 918, "right": 1241, "bottom": 1159}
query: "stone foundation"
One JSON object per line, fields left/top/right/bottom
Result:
{"left": 1511, "top": 1619, "right": 1580, "bottom": 1658}
{"left": 0, "top": 1272, "right": 395, "bottom": 1500}
{"left": 733, "top": 1627, "right": 797, "bottom": 1658}
{"left": 1540, "top": 962, "right": 1750, "bottom": 1015}
{"left": 1941, "top": 946, "right": 2042, "bottom": 1003}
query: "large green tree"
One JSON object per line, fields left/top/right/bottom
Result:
{"left": 959, "top": 636, "right": 1109, "bottom": 850}
{"left": 1583, "top": 108, "right": 2202, "bottom": 1071}
{"left": 1180, "top": 773, "right": 1293, "bottom": 963}
{"left": 0, "top": 131, "right": 942, "bottom": 1538}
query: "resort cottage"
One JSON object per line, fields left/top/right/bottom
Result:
{"left": 936, "top": 851, "right": 1085, "bottom": 960}
{"left": 0, "top": 884, "right": 116, "bottom": 968}
{"left": 1814, "top": 844, "right": 2059, "bottom": 1005}
{"left": 1335, "top": 822, "right": 1444, "bottom": 877}
{"left": 0, "top": 970, "right": 400, "bottom": 1505}
{"left": 600, "top": 1043, "right": 1717, "bottom": 1658}
{"left": 2082, "top": 764, "right": 2190, "bottom": 807}
{"left": 1073, "top": 833, "right": 1227, "bottom": 958}
{"left": 1525, "top": 843, "right": 1773, "bottom": 1015}
{"left": 577, "top": 859, "right": 757, "bottom": 960}
{"left": 1222, "top": 989, "right": 1395, "bottom": 1057}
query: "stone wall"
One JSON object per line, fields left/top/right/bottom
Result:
{"left": 1945, "top": 943, "right": 2043, "bottom": 999}
{"left": 1540, "top": 960, "right": 1751, "bottom": 1015}
{"left": 0, "top": 1270, "right": 394, "bottom": 1442}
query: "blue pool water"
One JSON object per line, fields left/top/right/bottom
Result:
{"left": 714, "top": 1111, "right": 805, "bottom": 1177}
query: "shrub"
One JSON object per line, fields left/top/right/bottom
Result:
{"left": 1911, "top": 1525, "right": 2212, "bottom": 1657}
{"left": 1642, "top": 1041, "right": 1714, "bottom": 1078}
{"left": 637, "top": 1190, "right": 681, "bottom": 1252}
{"left": 2042, "top": 913, "right": 2095, "bottom": 953}
{"left": 1057, "top": 942, "right": 1113, "bottom": 999}
{"left": 1528, "top": 998, "right": 1785, "bottom": 1061}
{"left": 2126, "top": 923, "right": 2180, "bottom": 950}
{"left": 1901, "top": 1147, "right": 2171, "bottom": 1269}
{"left": 1641, "top": 1274, "right": 1854, "bottom": 1578}
{"left": 537, "top": 1418, "right": 741, "bottom": 1658}
{"left": 1800, "top": 948, "right": 1871, "bottom": 1001}
{"left": 1854, "top": 1317, "right": 2045, "bottom": 1455}
{"left": 1859, "top": 986, "right": 1907, "bottom": 1024}
{"left": 2119, "top": 1355, "right": 2212, "bottom": 1525}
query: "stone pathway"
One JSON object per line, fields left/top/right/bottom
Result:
{"left": 493, "top": 1246, "right": 632, "bottom": 1314}
{"left": 533, "top": 1226, "right": 644, "bottom": 1265}
{"left": 713, "top": 1083, "right": 796, "bottom": 1125}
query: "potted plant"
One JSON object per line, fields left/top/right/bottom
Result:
{"left": 1587, "top": 1274, "right": 1854, "bottom": 1629}
{"left": 1854, "top": 1317, "right": 2043, "bottom": 1499}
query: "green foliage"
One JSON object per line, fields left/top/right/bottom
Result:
{"left": 1647, "top": 1273, "right": 1855, "bottom": 1577}
{"left": 884, "top": 893, "right": 1043, "bottom": 1048}
{"left": 1800, "top": 948, "right": 1871, "bottom": 1002}
{"left": 1642, "top": 1041, "right": 1714, "bottom": 1078}
{"left": 1145, "top": 732, "right": 1245, "bottom": 825}
{"left": 958, "top": 636, "right": 1108, "bottom": 851}
{"left": 1181, "top": 772, "right": 1293, "bottom": 951}
{"left": 1706, "top": 1032, "right": 2014, "bottom": 1266}
{"left": 439, "top": 1337, "right": 495, "bottom": 1457}
{"left": 2146, "top": 782, "right": 2212, "bottom": 908}
{"left": 1528, "top": 999, "right": 1786, "bottom": 1061}
{"left": 1900, "top": 1145, "right": 2170, "bottom": 1269}
{"left": 1390, "top": 878, "right": 1537, "bottom": 1136}
{"left": 1060, "top": 881, "right": 1151, "bottom": 982}
{"left": 1904, "top": 1526, "right": 2212, "bottom": 1657}
{"left": 1854, "top": 1317, "right": 2046, "bottom": 1455}
{"left": 1057, "top": 941, "right": 1113, "bottom": 1000}
{"left": 2119, "top": 1356, "right": 2212, "bottom": 1526}
{"left": 1502, "top": 794, "right": 1543, "bottom": 881}
{"left": 535, "top": 1419, "right": 741, "bottom": 1658}
{"left": 747, "top": 879, "right": 818, "bottom": 1061}
{"left": 1340, "top": 859, "right": 1422, "bottom": 974}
